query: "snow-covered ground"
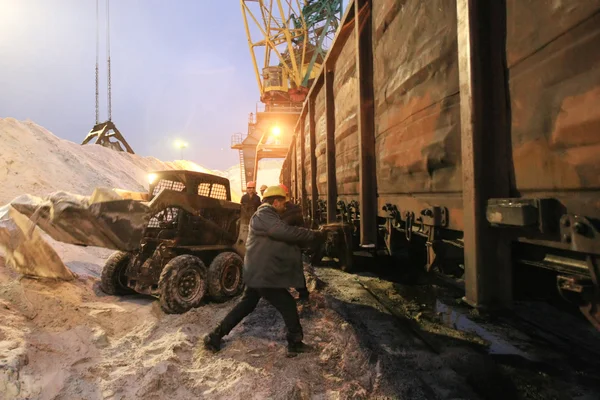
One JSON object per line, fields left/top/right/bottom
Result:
{"left": 0, "top": 119, "right": 408, "bottom": 400}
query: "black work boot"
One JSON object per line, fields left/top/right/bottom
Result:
{"left": 203, "top": 329, "right": 222, "bottom": 352}
{"left": 297, "top": 288, "right": 309, "bottom": 303}
{"left": 286, "top": 341, "right": 311, "bottom": 358}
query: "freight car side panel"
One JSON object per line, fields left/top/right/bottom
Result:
{"left": 372, "top": 0, "right": 461, "bottom": 195}
{"left": 334, "top": 29, "right": 359, "bottom": 197}
{"left": 507, "top": 1, "right": 600, "bottom": 203}
{"left": 506, "top": 0, "right": 600, "bottom": 68}
{"left": 280, "top": 151, "right": 291, "bottom": 190}
{"left": 303, "top": 115, "right": 312, "bottom": 196}
{"left": 315, "top": 88, "right": 328, "bottom": 198}
{"left": 295, "top": 129, "right": 303, "bottom": 198}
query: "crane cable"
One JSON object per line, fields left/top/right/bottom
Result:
{"left": 106, "top": 0, "right": 112, "bottom": 122}
{"left": 95, "top": 0, "right": 99, "bottom": 124}
{"left": 95, "top": 0, "right": 112, "bottom": 123}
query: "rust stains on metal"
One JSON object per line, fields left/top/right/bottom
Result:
{"left": 315, "top": 81, "right": 328, "bottom": 197}
{"left": 508, "top": 7, "right": 600, "bottom": 192}
{"left": 372, "top": 0, "right": 462, "bottom": 195}
{"left": 309, "top": 97, "right": 319, "bottom": 227}
{"left": 279, "top": 0, "right": 600, "bottom": 329}
{"left": 356, "top": 0, "right": 377, "bottom": 247}
{"left": 506, "top": 0, "right": 600, "bottom": 68}
{"left": 333, "top": 28, "right": 359, "bottom": 196}
{"left": 325, "top": 70, "right": 338, "bottom": 224}
{"left": 457, "top": 0, "right": 513, "bottom": 309}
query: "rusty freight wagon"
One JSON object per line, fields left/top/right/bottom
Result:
{"left": 278, "top": 0, "right": 600, "bottom": 329}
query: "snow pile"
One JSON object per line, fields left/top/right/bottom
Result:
{"left": 0, "top": 118, "right": 223, "bottom": 205}
{"left": 0, "top": 118, "right": 284, "bottom": 205}
{"left": 0, "top": 118, "right": 282, "bottom": 278}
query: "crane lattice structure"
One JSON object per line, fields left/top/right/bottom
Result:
{"left": 240, "top": 0, "right": 342, "bottom": 109}
{"left": 82, "top": 0, "right": 134, "bottom": 154}
{"left": 233, "top": 0, "right": 342, "bottom": 191}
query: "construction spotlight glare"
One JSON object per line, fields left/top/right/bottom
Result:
{"left": 148, "top": 173, "right": 158, "bottom": 184}
{"left": 175, "top": 140, "right": 188, "bottom": 149}
{"left": 271, "top": 126, "right": 281, "bottom": 137}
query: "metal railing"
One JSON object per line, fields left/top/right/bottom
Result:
{"left": 256, "top": 101, "right": 303, "bottom": 114}
{"left": 231, "top": 132, "right": 246, "bottom": 147}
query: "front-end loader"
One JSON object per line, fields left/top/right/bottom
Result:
{"left": 9, "top": 170, "right": 253, "bottom": 314}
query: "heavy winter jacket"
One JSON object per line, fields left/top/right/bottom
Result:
{"left": 240, "top": 193, "right": 262, "bottom": 213}
{"left": 243, "top": 203, "right": 316, "bottom": 288}
{"left": 281, "top": 201, "right": 304, "bottom": 227}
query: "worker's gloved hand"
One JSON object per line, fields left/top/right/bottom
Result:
{"left": 312, "top": 229, "right": 327, "bottom": 244}
{"left": 306, "top": 229, "right": 327, "bottom": 265}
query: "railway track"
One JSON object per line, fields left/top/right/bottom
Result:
{"left": 314, "top": 265, "right": 600, "bottom": 399}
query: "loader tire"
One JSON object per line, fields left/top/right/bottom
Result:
{"left": 101, "top": 251, "right": 135, "bottom": 295}
{"left": 207, "top": 252, "right": 244, "bottom": 302}
{"left": 159, "top": 255, "right": 207, "bottom": 314}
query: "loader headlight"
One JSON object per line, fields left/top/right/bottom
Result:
{"left": 148, "top": 173, "right": 158, "bottom": 184}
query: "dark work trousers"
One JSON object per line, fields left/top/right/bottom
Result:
{"left": 215, "top": 287, "right": 303, "bottom": 344}
{"left": 296, "top": 274, "right": 309, "bottom": 299}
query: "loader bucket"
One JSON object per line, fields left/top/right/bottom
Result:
{"left": 10, "top": 193, "right": 150, "bottom": 252}
{"left": 0, "top": 204, "right": 74, "bottom": 280}
{"left": 232, "top": 204, "right": 255, "bottom": 257}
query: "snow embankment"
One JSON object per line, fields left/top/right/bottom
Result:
{"left": 0, "top": 118, "right": 226, "bottom": 205}
{"left": 0, "top": 117, "right": 285, "bottom": 206}
{"left": 0, "top": 118, "right": 284, "bottom": 277}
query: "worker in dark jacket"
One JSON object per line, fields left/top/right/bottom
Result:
{"left": 240, "top": 181, "right": 261, "bottom": 213}
{"left": 279, "top": 186, "right": 304, "bottom": 227}
{"left": 259, "top": 184, "right": 268, "bottom": 197}
{"left": 278, "top": 184, "right": 309, "bottom": 301}
{"left": 203, "top": 185, "right": 325, "bottom": 357}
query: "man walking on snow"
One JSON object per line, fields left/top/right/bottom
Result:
{"left": 203, "top": 185, "right": 325, "bottom": 357}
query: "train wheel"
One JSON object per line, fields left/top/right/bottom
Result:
{"left": 580, "top": 255, "right": 600, "bottom": 330}
{"left": 558, "top": 255, "right": 600, "bottom": 331}
{"left": 580, "top": 298, "right": 600, "bottom": 331}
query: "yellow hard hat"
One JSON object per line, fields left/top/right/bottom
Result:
{"left": 260, "top": 184, "right": 268, "bottom": 191}
{"left": 262, "top": 185, "right": 287, "bottom": 199}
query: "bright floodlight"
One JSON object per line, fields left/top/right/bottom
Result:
{"left": 148, "top": 173, "right": 158, "bottom": 184}
{"left": 271, "top": 126, "right": 281, "bottom": 137}
{"left": 175, "top": 140, "right": 188, "bottom": 149}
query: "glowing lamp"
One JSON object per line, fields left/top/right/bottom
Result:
{"left": 175, "top": 140, "right": 188, "bottom": 149}
{"left": 148, "top": 173, "right": 158, "bottom": 184}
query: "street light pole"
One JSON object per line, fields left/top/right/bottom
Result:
{"left": 175, "top": 140, "right": 188, "bottom": 160}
